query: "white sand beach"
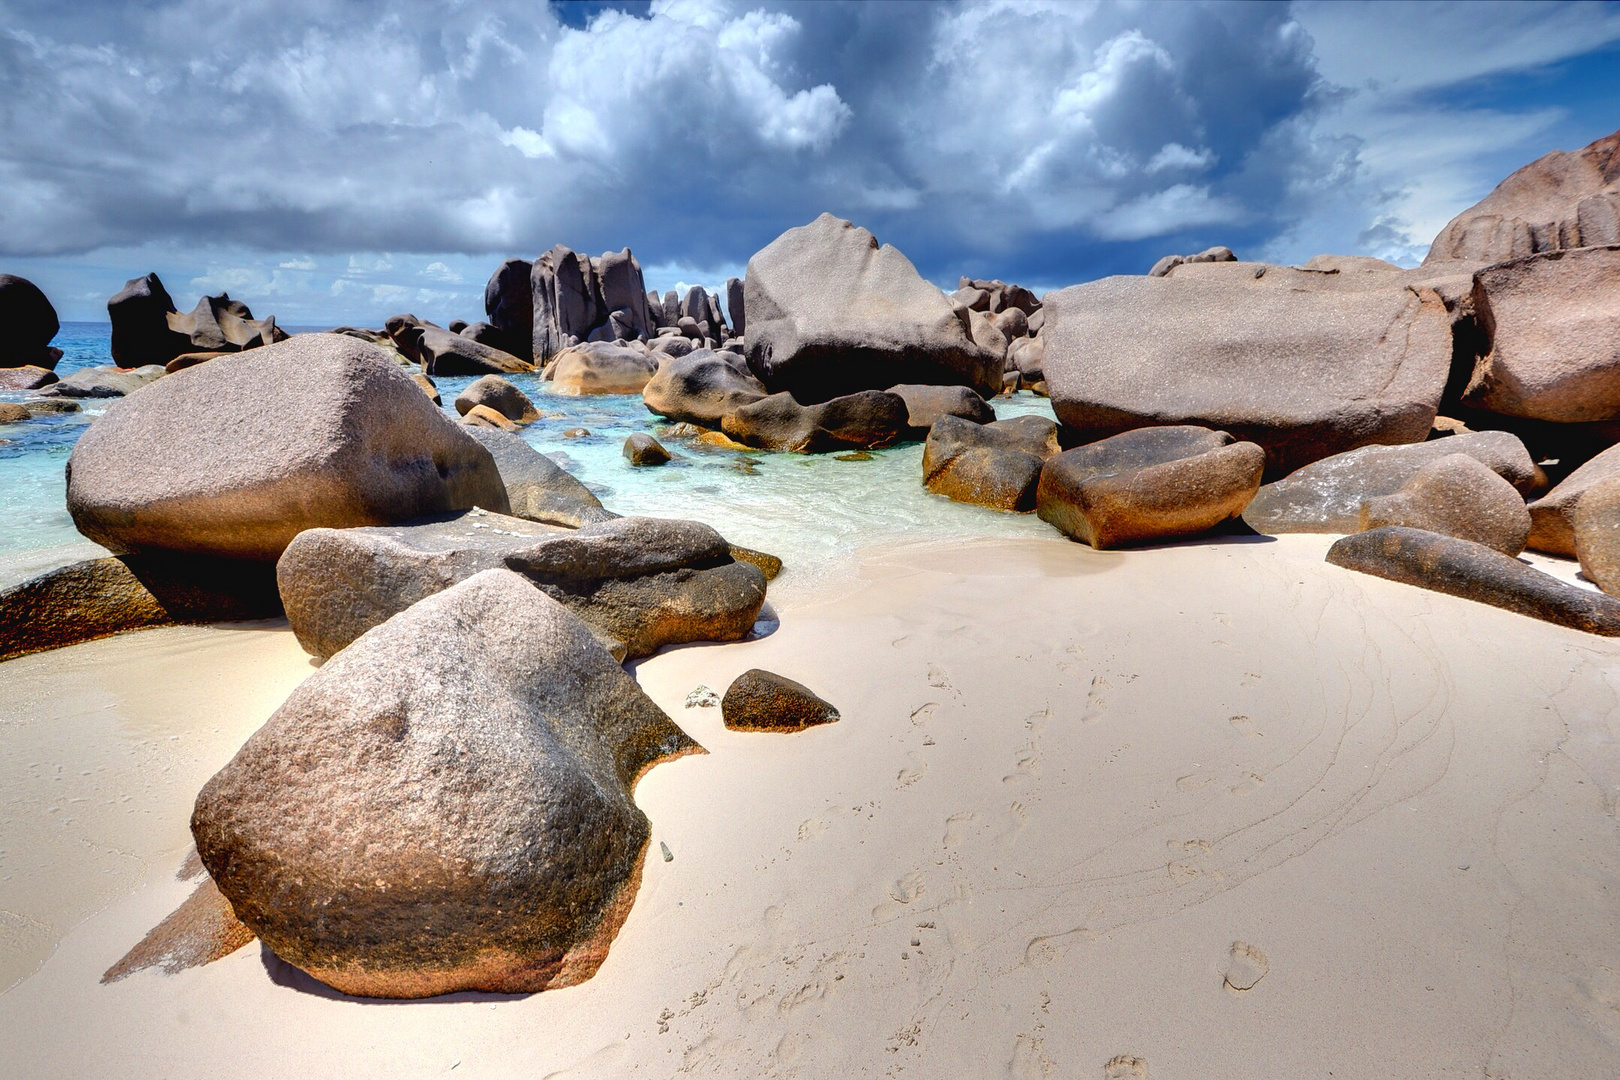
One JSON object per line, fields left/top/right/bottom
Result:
{"left": 4, "top": 532, "right": 1619, "bottom": 1078}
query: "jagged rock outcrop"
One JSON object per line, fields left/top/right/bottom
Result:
{"left": 529, "top": 246, "right": 655, "bottom": 361}
{"left": 108, "top": 274, "right": 285, "bottom": 367}
{"left": 193, "top": 569, "right": 698, "bottom": 998}
{"left": 1042, "top": 261, "right": 1454, "bottom": 476}
{"left": 726, "top": 276, "right": 746, "bottom": 337}
{"left": 390, "top": 317, "right": 532, "bottom": 376}
{"left": 1425, "top": 127, "right": 1620, "bottom": 265}
{"left": 0, "top": 274, "right": 61, "bottom": 369}
{"left": 67, "top": 334, "right": 507, "bottom": 561}
{"left": 484, "top": 258, "right": 535, "bottom": 360}
{"left": 744, "top": 214, "right": 1004, "bottom": 402}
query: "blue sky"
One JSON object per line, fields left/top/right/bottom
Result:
{"left": 1, "top": 0, "right": 1617, "bottom": 325}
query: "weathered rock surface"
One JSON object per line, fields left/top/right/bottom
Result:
{"left": 1242, "top": 431, "right": 1545, "bottom": 534}
{"left": 194, "top": 569, "right": 698, "bottom": 998}
{"left": 721, "top": 669, "right": 840, "bottom": 732}
{"left": 1574, "top": 475, "right": 1620, "bottom": 596}
{"left": 623, "top": 433, "right": 671, "bottom": 466}
{"left": 0, "top": 554, "right": 282, "bottom": 662}
{"left": 725, "top": 276, "right": 746, "bottom": 337}
{"left": 0, "top": 274, "right": 60, "bottom": 368}
{"left": 455, "top": 375, "right": 540, "bottom": 425}
{"left": 721, "top": 390, "right": 909, "bottom": 453}
{"left": 0, "top": 365, "right": 57, "bottom": 390}
{"left": 744, "top": 214, "right": 1003, "bottom": 402}
{"left": 887, "top": 383, "right": 995, "bottom": 433}
{"left": 922, "top": 414, "right": 1060, "bottom": 512}
{"left": 1359, "top": 453, "right": 1531, "bottom": 556}
{"left": 1327, "top": 526, "right": 1620, "bottom": 636}
{"left": 404, "top": 322, "right": 533, "bottom": 377}
{"left": 462, "top": 427, "right": 613, "bottom": 529}
{"left": 167, "top": 294, "right": 284, "bottom": 354}
{"left": 1042, "top": 262, "right": 1454, "bottom": 476}
{"left": 642, "top": 350, "right": 767, "bottom": 428}
{"left": 67, "top": 335, "right": 507, "bottom": 561}
{"left": 1036, "top": 426, "right": 1266, "bottom": 548}
{"left": 0, "top": 402, "right": 28, "bottom": 423}
{"left": 460, "top": 404, "right": 519, "bottom": 431}
{"left": 484, "top": 258, "right": 534, "bottom": 360}
{"left": 1425, "top": 126, "right": 1620, "bottom": 265}
{"left": 550, "top": 341, "right": 658, "bottom": 395}
{"left": 1149, "top": 246, "right": 1238, "bottom": 277}
{"left": 1528, "top": 442, "right": 1620, "bottom": 555}
{"left": 43, "top": 365, "right": 166, "bottom": 398}
{"left": 279, "top": 512, "right": 764, "bottom": 661}
{"left": 1458, "top": 246, "right": 1620, "bottom": 423}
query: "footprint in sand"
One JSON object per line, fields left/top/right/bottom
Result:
{"left": 1229, "top": 772, "right": 1266, "bottom": 797}
{"left": 1104, "top": 1055, "right": 1150, "bottom": 1079}
{"left": 910, "top": 702, "right": 940, "bottom": 726}
{"left": 942, "top": 811, "right": 978, "bottom": 848}
{"left": 1081, "top": 675, "right": 1112, "bottom": 722}
{"left": 797, "top": 818, "right": 828, "bottom": 841}
{"left": 1224, "top": 941, "right": 1269, "bottom": 991}
{"left": 1176, "top": 772, "right": 1211, "bottom": 792}
{"left": 995, "top": 802, "right": 1028, "bottom": 841}
{"left": 1228, "top": 714, "right": 1261, "bottom": 738}
{"left": 1025, "top": 926, "right": 1093, "bottom": 967}
{"left": 897, "top": 753, "right": 928, "bottom": 789}
{"left": 926, "top": 664, "right": 955, "bottom": 693}
{"left": 1003, "top": 744, "right": 1040, "bottom": 785}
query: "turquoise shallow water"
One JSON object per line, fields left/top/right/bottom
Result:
{"left": 0, "top": 325, "right": 1061, "bottom": 578}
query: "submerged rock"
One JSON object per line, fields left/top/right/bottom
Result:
{"left": 194, "top": 569, "right": 698, "bottom": 998}
{"left": 721, "top": 669, "right": 840, "bottom": 732}
{"left": 642, "top": 350, "right": 766, "bottom": 428}
{"left": 455, "top": 375, "right": 540, "bottom": 425}
{"left": 67, "top": 334, "right": 508, "bottom": 562}
{"left": 623, "top": 433, "right": 671, "bottom": 466}
{"left": 744, "top": 214, "right": 1003, "bottom": 402}
{"left": 1036, "top": 426, "right": 1266, "bottom": 548}
{"left": 0, "top": 365, "right": 57, "bottom": 390}
{"left": 44, "top": 364, "right": 165, "bottom": 398}
{"left": 1042, "top": 262, "right": 1453, "bottom": 476}
{"left": 1242, "top": 431, "right": 1544, "bottom": 535}
{"left": 1358, "top": 454, "right": 1531, "bottom": 556}
{"left": 922, "top": 414, "right": 1060, "bottom": 512}
{"left": 722, "top": 389, "right": 908, "bottom": 453}
{"left": 1327, "top": 527, "right": 1620, "bottom": 636}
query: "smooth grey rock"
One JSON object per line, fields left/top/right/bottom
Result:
{"left": 463, "top": 427, "right": 613, "bottom": 528}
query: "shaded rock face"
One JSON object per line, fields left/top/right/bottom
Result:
{"left": 0, "top": 274, "right": 60, "bottom": 368}
{"left": 922, "top": 414, "right": 1060, "bottom": 512}
{"left": 642, "top": 351, "right": 767, "bottom": 429}
{"left": 1574, "top": 476, "right": 1620, "bottom": 596}
{"left": 1036, "top": 426, "right": 1266, "bottom": 549}
{"left": 399, "top": 321, "right": 532, "bottom": 377}
{"left": 1527, "top": 441, "right": 1620, "bottom": 555}
{"left": 0, "top": 554, "right": 282, "bottom": 662}
{"left": 68, "top": 335, "right": 508, "bottom": 562}
{"left": 725, "top": 276, "right": 746, "bottom": 337}
{"left": 1359, "top": 453, "right": 1531, "bottom": 556}
{"left": 721, "top": 389, "right": 909, "bottom": 453}
{"left": 483, "top": 258, "right": 534, "bottom": 361}
{"left": 721, "top": 669, "right": 840, "bottom": 732}
{"left": 455, "top": 375, "right": 540, "bottom": 425}
{"left": 623, "top": 433, "right": 671, "bottom": 466}
{"left": 550, "top": 341, "right": 658, "bottom": 396}
{"left": 278, "top": 512, "right": 765, "bottom": 662}
{"left": 462, "top": 427, "right": 613, "bottom": 529}
{"left": 43, "top": 364, "right": 165, "bottom": 398}
{"left": 744, "top": 214, "right": 1003, "bottom": 402}
{"left": 168, "top": 294, "right": 285, "bottom": 354}
{"left": 108, "top": 273, "right": 189, "bottom": 367}
{"left": 1042, "top": 262, "right": 1454, "bottom": 476}
{"left": 1425, "top": 127, "right": 1620, "bottom": 265}
{"left": 1242, "top": 431, "right": 1544, "bottom": 535}
{"left": 886, "top": 383, "right": 995, "bottom": 433}
{"left": 1458, "top": 246, "right": 1620, "bottom": 423}
{"left": 194, "top": 569, "right": 699, "bottom": 998}
{"left": 1327, "top": 526, "right": 1620, "bottom": 636}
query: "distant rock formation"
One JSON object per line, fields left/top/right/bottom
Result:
{"left": 0, "top": 274, "right": 61, "bottom": 369}
{"left": 107, "top": 272, "right": 286, "bottom": 367}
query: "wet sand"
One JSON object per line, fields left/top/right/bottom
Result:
{"left": 3, "top": 533, "right": 1619, "bottom": 1077}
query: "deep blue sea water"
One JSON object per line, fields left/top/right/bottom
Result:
{"left": 0, "top": 324, "right": 1059, "bottom": 578}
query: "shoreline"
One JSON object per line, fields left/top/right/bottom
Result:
{"left": 4, "top": 531, "right": 1619, "bottom": 1076}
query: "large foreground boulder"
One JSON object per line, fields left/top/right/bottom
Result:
{"left": 0, "top": 554, "right": 281, "bottom": 662}
{"left": 922, "top": 414, "right": 1060, "bottom": 511}
{"left": 193, "top": 569, "right": 698, "bottom": 998}
{"left": 67, "top": 335, "right": 508, "bottom": 561}
{"left": 1425, "top": 126, "right": 1620, "bottom": 265}
{"left": 642, "top": 350, "right": 767, "bottom": 428}
{"left": 721, "top": 389, "right": 909, "bottom": 453}
{"left": 0, "top": 274, "right": 60, "bottom": 368}
{"left": 549, "top": 341, "right": 658, "bottom": 395}
{"left": 1036, "top": 426, "right": 1266, "bottom": 548}
{"left": 1327, "top": 527, "right": 1620, "bottom": 636}
{"left": 1458, "top": 245, "right": 1620, "bottom": 423}
{"left": 462, "top": 427, "right": 613, "bottom": 529}
{"left": 1242, "top": 431, "right": 1544, "bottom": 534}
{"left": 743, "top": 214, "right": 1003, "bottom": 402}
{"left": 1042, "top": 262, "right": 1454, "bottom": 476}
{"left": 278, "top": 512, "right": 765, "bottom": 661}
{"left": 1358, "top": 453, "right": 1531, "bottom": 556}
